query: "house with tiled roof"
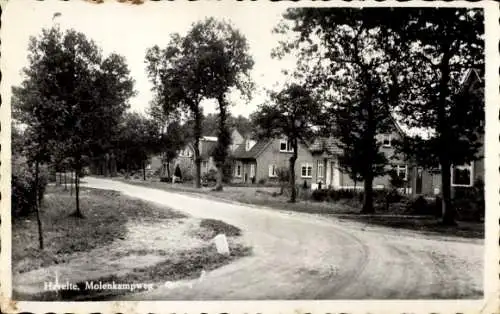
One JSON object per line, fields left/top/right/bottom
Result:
{"left": 309, "top": 119, "right": 409, "bottom": 190}
{"left": 231, "top": 136, "right": 314, "bottom": 185}
{"left": 173, "top": 129, "right": 245, "bottom": 179}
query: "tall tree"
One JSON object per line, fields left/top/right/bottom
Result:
{"left": 188, "top": 18, "right": 254, "bottom": 191}
{"left": 146, "top": 37, "right": 206, "bottom": 188}
{"left": 251, "top": 84, "right": 320, "bottom": 203}
{"left": 275, "top": 8, "right": 401, "bottom": 213}
{"left": 14, "top": 26, "right": 135, "bottom": 218}
{"left": 393, "top": 9, "right": 484, "bottom": 225}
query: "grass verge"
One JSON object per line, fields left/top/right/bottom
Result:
{"left": 12, "top": 185, "right": 186, "bottom": 274}
{"left": 115, "top": 177, "right": 483, "bottom": 239}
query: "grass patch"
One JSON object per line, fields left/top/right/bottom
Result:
{"left": 195, "top": 219, "right": 242, "bottom": 241}
{"left": 12, "top": 185, "right": 186, "bottom": 273}
{"left": 25, "top": 243, "right": 252, "bottom": 301}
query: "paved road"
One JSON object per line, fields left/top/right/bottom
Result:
{"left": 83, "top": 177, "right": 483, "bottom": 300}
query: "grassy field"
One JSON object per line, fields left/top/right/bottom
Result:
{"left": 12, "top": 186, "right": 252, "bottom": 300}
{"left": 116, "top": 177, "right": 484, "bottom": 239}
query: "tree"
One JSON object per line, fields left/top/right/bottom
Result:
{"left": 275, "top": 8, "right": 401, "bottom": 213}
{"left": 148, "top": 100, "right": 186, "bottom": 179}
{"left": 146, "top": 18, "right": 254, "bottom": 190}
{"left": 116, "top": 112, "right": 160, "bottom": 180}
{"left": 392, "top": 9, "right": 484, "bottom": 225}
{"left": 186, "top": 18, "right": 254, "bottom": 191}
{"left": 146, "top": 39, "right": 205, "bottom": 188}
{"left": 252, "top": 84, "right": 320, "bottom": 203}
{"left": 14, "top": 26, "right": 135, "bottom": 218}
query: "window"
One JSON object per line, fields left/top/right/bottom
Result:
{"left": 452, "top": 162, "right": 473, "bottom": 187}
{"left": 202, "top": 160, "right": 208, "bottom": 170}
{"left": 250, "top": 164, "right": 255, "bottom": 178}
{"left": 317, "top": 161, "right": 324, "bottom": 178}
{"left": 382, "top": 134, "right": 392, "bottom": 148}
{"left": 268, "top": 164, "right": 277, "bottom": 177}
{"left": 235, "top": 162, "right": 242, "bottom": 177}
{"left": 301, "top": 163, "right": 312, "bottom": 178}
{"left": 279, "top": 139, "right": 293, "bottom": 152}
{"left": 396, "top": 165, "right": 408, "bottom": 181}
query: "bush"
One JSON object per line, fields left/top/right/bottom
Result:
{"left": 201, "top": 169, "right": 217, "bottom": 186}
{"left": 258, "top": 178, "right": 266, "bottom": 185}
{"left": 12, "top": 157, "right": 48, "bottom": 218}
{"left": 159, "top": 176, "right": 172, "bottom": 183}
{"left": 453, "top": 178, "right": 484, "bottom": 221}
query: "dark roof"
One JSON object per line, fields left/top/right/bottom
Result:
{"left": 199, "top": 140, "right": 217, "bottom": 159}
{"left": 232, "top": 140, "right": 271, "bottom": 159}
{"left": 309, "top": 137, "right": 343, "bottom": 155}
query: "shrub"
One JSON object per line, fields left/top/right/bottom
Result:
{"left": 258, "top": 178, "right": 266, "bottom": 185}
{"left": 453, "top": 178, "right": 484, "bottom": 221}
{"left": 12, "top": 157, "right": 48, "bottom": 218}
{"left": 311, "top": 189, "right": 328, "bottom": 202}
{"left": 201, "top": 169, "right": 217, "bottom": 186}
{"left": 159, "top": 176, "right": 172, "bottom": 183}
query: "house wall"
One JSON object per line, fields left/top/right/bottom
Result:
{"left": 255, "top": 139, "right": 314, "bottom": 185}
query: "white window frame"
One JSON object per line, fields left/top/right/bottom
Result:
{"left": 382, "top": 134, "right": 392, "bottom": 148}
{"left": 279, "top": 139, "right": 294, "bottom": 153}
{"left": 301, "top": 163, "right": 312, "bottom": 178}
{"left": 202, "top": 160, "right": 208, "bottom": 171}
{"left": 317, "top": 161, "right": 324, "bottom": 178}
{"left": 234, "top": 162, "right": 242, "bottom": 177}
{"left": 268, "top": 164, "right": 277, "bottom": 178}
{"left": 396, "top": 164, "right": 408, "bottom": 181}
{"left": 451, "top": 162, "right": 474, "bottom": 187}
{"left": 250, "top": 164, "right": 256, "bottom": 178}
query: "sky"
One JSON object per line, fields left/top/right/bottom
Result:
{"left": 2, "top": 0, "right": 297, "bottom": 117}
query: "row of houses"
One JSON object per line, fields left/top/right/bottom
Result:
{"left": 150, "top": 69, "right": 484, "bottom": 197}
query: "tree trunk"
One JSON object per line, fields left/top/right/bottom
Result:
{"left": 142, "top": 160, "right": 146, "bottom": 181}
{"left": 193, "top": 107, "right": 202, "bottom": 188}
{"left": 362, "top": 173, "right": 374, "bottom": 214}
{"left": 57, "top": 171, "right": 62, "bottom": 186}
{"left": 214, "top": 163, "right": 224, "bottom": 191}
{"left": 288, "top": 139, "right": 298, "bottom": 203}
{"left": 166, "top": 161, "right": 171, "bottom": 179}
{"left": 72, "top": 163, "right": 84, "bottom": 218}
{"left": 70, "top": 170, "right": 73, "bottom": 196}
{"left": 64, "top": 168, "right": 67, "bottom": 191}
{"left": 34, "top": 161, "right": 44, "bottom": 250}
{"left": 440, "top": 159, "right": 456, "bottom": 225}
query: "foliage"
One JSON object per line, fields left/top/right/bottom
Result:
{"left": 453, "top": 178, "right": 484, "bottom": 221}
{"left": 146, "top": 17, "right": 253, "bottom": 189}
{"left": 12, "top": 156, "right": 48, "bottom": 218}
{"left": 394, "top": 9, "right": 484, "bottom": 225}
{"left": 275, "top": 8, "right": 406, "bottom": 213}
{"left": 174, "top": 164, "right": 183, "bottom": 179}
{"left": 251, "top": 84, "right": 321, "bottom": 202}
{"left": 115, "top": 112, "right": 160, "bottom": 178}
{"left": 12, "top": 26, "right": 135, "bottom": 218}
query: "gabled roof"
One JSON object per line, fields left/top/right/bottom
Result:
{"left": 232, "top": 139, "right": 272, "bottom": 159}
{"left": 309, "top": 137, "right": 343, "bottom": 155}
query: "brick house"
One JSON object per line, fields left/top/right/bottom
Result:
{"left": 309, "top": 119, "right": 409, "bottom": 191}
{"left": 231, "top": 137, "right": 314, "bottom": 185}
{"left": 407, "top": 68, "right": 485, "bottom": 196}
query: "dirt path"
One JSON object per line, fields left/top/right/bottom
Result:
{"left": 83, "top": 177, "right": 483, "bottom": 300}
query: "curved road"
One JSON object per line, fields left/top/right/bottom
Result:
{"left": 83, "top": 177, "right": 483, "bottom": 300}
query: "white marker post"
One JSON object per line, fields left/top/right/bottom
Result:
{"left": 213, "top": 234, "right": 230, "bottom": 255}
